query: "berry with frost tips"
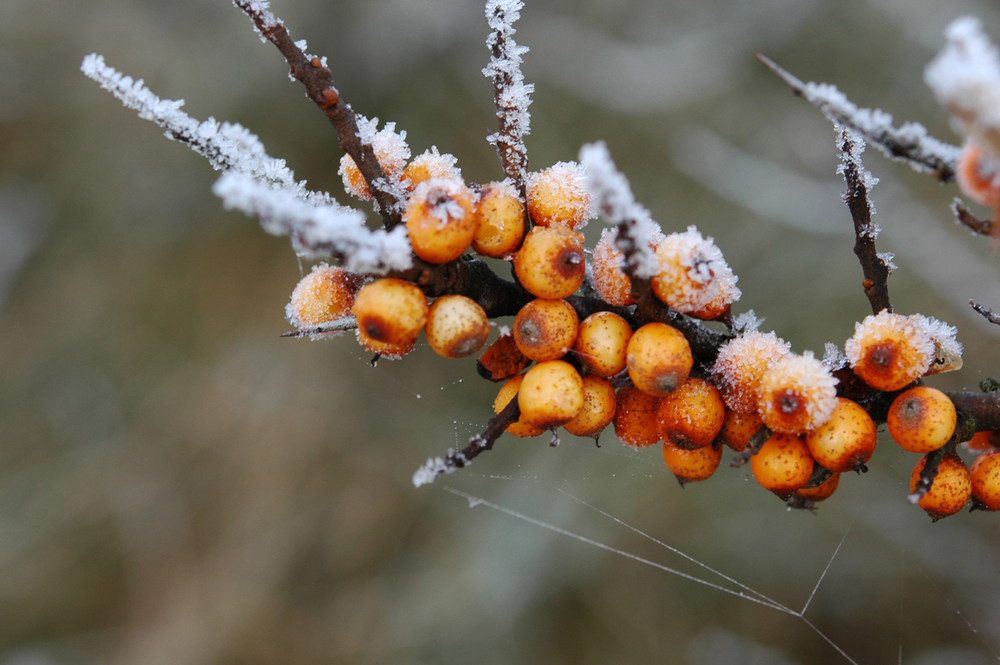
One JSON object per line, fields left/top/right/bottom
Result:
{"left": 845, "top": 310, "right": 934, "bottom": 391}
{"left": 525, "top": 161, "right": 594, "bottom": 230}
{"left": 338, "top": 120, "right": 409, "bottom": 200}
{"left": 590, "top": 228, "right": 634, "bottom": 306}
{"left": 712, "top": 330, "right": 792, "bottom": 414}
{"left": 649, "top": 226, "right": 740, "bottom": 319}
{"left": 757, "top": 351, "right": 838, "bottom": 434}
{"left": 286, "top": 264, "right": 364, "bottom": 329}
{"left": 404, "top": 178, "right": 478, "bottom": 264}
{"left": 956, "top": 141, "right": 1000, "bottom": 209}
{"left": 403, "top": 147, "right": 462, "bottom": 190}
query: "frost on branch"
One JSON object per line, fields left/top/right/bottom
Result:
{"left": 213, "top": 173, "right": 412, "bottom": 273}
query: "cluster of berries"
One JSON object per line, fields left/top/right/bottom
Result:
{"left": 284, "top": 132, "right": 997, "bottom": 519}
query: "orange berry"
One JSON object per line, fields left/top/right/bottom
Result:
{"left": 404, "top": 179, "right": 478, "bottom": 264}
{"left": 525, "top": 161, "right": 593, "bottom": 230}
{"left": 286, "top": 264, "right": 364, "bottom": 328}
{"left": 963, "top": 430, "right": 1000, "bottom": 453}
{"left": 591, "top": 228, "right": 634, "bottom": 307}
{"left": 792, "top": 472, "right": 841, "bottom": 504}
{"left": 494, "top": 374, "right": 544, "bottom": 438}
{"left": 477, "top": 332, "right": 531, "bottom": 382}
{"left": 751, "top": 432, "right": 815, "bottom": 498}
{"left": 517, "top": 360, "right": 585, "bottom": 429}
{"left": 970, "top": 451, "right": 1000, "bottom": 511}
{"left": 338, "top": 121, "right": 409, "bottom": 200}
{"left": 471, "top": 180, "right": 526, "bottom": 258}
{"left": 756, "top": 352, "right": 838, "bottom": 434}
{"left": 563, "top": 375, "right": 617, "bottom": 438}
{"left": 712, "top": 330, "right": 792, "bottom": 413}
{"left": 512, "top": 298, "right": 579, "bottom": 362}
{"left": 352, "top": 278, "right": 428, "bottom": 359}
{"left": 956, "top": 141, "right": 1000, "bottom": 209}
{"left": 718, "top": 409, "right": 764, "bottom": 452}
{"left": 424, "top": 295, "right": 490, "bottom": 359}
{"left": 805, "top": 397, "right": 877, "bottom": 473}
{"left": 649, "top": 227, "right": 740, "bottom": 318}
{"left": 403, "top": 147, "right": 462, "bottom": 190}
{"left": 887, "top": 386, "right": 957, "bottom": 454}
{"left": 909, "top": 452, "right": 971, "bottom": 521}
{"left": 572, "top": 311, "right": 632, "bottom": 377}
{"left": 625, "top": 322, "right": 693, "bottom": 397}
{"left": 845, "top": 310, "right": 934, "bottom": 391}
{"left": 656, "top": 377, "right": 725, "bottom": 449}
{"left": 613, "top": 384, "right": 662, "bottom": 448}
{"left": 661, "top": 441, "right": 722, "bottom": 485}
{"left": 513, "top": 225, "right": 586, "bottom": 299}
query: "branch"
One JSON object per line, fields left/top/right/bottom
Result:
{"left": 837, "top": 129, "right": 892, "bottom": 314}
{"left": 232, "top": 0, "right": 405, "bottom": 227}
{"left": 970, "top": 300, "right": 1000, "bottom": 325}
{"left": 756, "top": 53, "right": 960, "bottom": 182}
{"left": 952, "top": 198, "right": 995, "bottom": 236}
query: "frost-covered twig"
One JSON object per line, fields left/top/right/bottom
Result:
{"left": 837, "top": 129, "right": 892, "bottom": 315}
{"left": 951, "top": 198, "right": 994, "bottom": 236}
{"left": 925, "top": 16, "right": 1000, "bottom": 157}
{"left": 756, "top": 53, "right": 960, "bottom": 182}
{"left": 80, "top": 53, "right": 324, "bottom": 202}
{"left": 280, "top": 316, "right": 358, "bottom": 339}
{"left": 213, "top": 172, "right": 412, "bottom": 273}
{"left": 483, "top": 0, "right": 534, "bottom": 192}
{"left": 232, "top": 0, "right": 405, "bottom": 226}
{"left": 412, "top": 397, "right": 520, "bottom": 487}
{"left": 970, "top": 300, "right": 1000, "bottom": 325}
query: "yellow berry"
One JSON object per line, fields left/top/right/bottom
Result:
{"left": 352, "top": 278, "right": 428, "bottom": 359}
{"left": 625, "top": 322, "right": 693, "bottom": 397}
{"left": 471, "top": 180, "right": 526, "bottom": 258}
{"left": 656, "top": 377, "right": 726, "bottom": 449}
{"left": 792, "top": 472, "right": 841, "bottom": 504}
{"left": 476, "top": 332, "right": 531, "bottom": 382}
{"left": 517, "top": 360, "right": 585, "bottom": 429}
{"left": 910, "top": 452, "right": 971, "bottom": 521}
{"left": 662, "top": 441, "right": 722, "bottom": 484}
{"left": 756, "top": 352, "right": 838, "bottom": 434}
{"left": 513, "top": 225, "right": 586, "bottom": 299}
{"left": 751, "top": 432, "right": 815, "bottom": 498}
{"left": 970, "top": 451, "right": 1000, "bottom": 511}
{"left": 572, "top": 311, "right": 632, "bottom": 377}
{"left": 649, "top": 227, "right": 740, "bottom": 318}
{"left": 286, "top": 264, "right": 364, "bottom": 328}
{"left": 403, "top": 147, "right": 461, "bottom": 190}
{"left": 963, "top": 430, "right": 1000, "bottom": 453}
{"left": 956, "top": 141, "right": 1000, "bottom": 209}
{"left": 424, "top": 295, "right": 490, "bottom": 359}
{"left": 805, "top": 397, "right": 877, "bottom": 473}
{"left": 563, "top": 375, "right": 617, "bottom": 438}
{"left": 338, "top": 123, "right": 409, "bottom": 200}
{"left": 718, "top": 408, "right": 764, "bottom": 452}
{"left": 887, "top": 386, "right": 957, "bottom": 454}
{"left": 494, "top": 374, "right": 544, "bottom": 438}
{"left": 845, "top": 310, "right": 934, "bottom": 391}
{"left": 525, "top": 161, "right": 592, "bottom": 230}
{"left": 613, "top": 384, "right": 662, "bottom": 448}
{"left": 512, "top": 298, "right": 579, "bottom": 362}
{"left": 404, "top": 179, "right": 478, "bottom": 264}
{"left": 712, "top": 330, "right": 792, "bottom": 413}
{"left": 591, "top": 228, "right": 635, "bottom": 306}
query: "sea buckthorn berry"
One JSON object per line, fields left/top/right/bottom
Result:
{"left": 285, "top": 264, "right": 364, "bottom": 328}
{"left": 338, "top": 122, "right": 409, "bottom": 200}
{"left": 963, "top": 430, "right": 1000, "bottom": 453}
{"left": 718, "top": 409, "right": 764, "bottom": 452}
{"left": 513, "top": 298, "right": 579, "bottom": 362}
{"left": 656, "top": 377, "right": 726, "bottom": 449}
{"left": 751, "top": 432, "right": 815, "bottom": 498}
{"left": 563, "top": 375, "right": 617, "bottom": 439}
{"left": 887, "top": 386, "right": 957, "bottom": 453}
{"left": 756, "top": 352, "right": 838, "bottom": 434}
{"left": 956, "top": 141, "right": 1000, "bottom": 209}
{"left": 424, "top": 295, "right": 490, "bottom": 359}
{"left": 712, "top": 330, "right": 792, "bottom": 413}
{"left": 477, "top": 332, "right": 531, "bottom": 382}
{"left": 572, "top": 311, "right": 632, "bottom": 378}
{"left": 403, "top": 147, "right": 462, "bottom": 190}
{"left": 792, "top": 472, "right": 841, "bottom": 504}
{"left": 970, "top": 451, "right": 1000, "bottom": 511}
{"left": 805, "top": 397, "right": 877, "bottom": 473}
{"left": 525, "top": 161, "right": 593, "bottom": 230}
{"left": 471, "top": 180, "right": 526, "bottom": 258}
{"left": 513, "top": 225, "right": 586, "bottom": 299}
{"left": 662, "top": 441, "right": 722, "bottom": 485}
{"left": 844, "top": 310, "right": 934, "bottom": 391}
{"left": 613, "top": 384, "right": 662, "bottom": 448}
{"left": 404, "top": 178, "right": 478, "bottom": 264}
{"left": 912, "top": 314, "right": 964, "bottom": 375}
{"left": 352, "top": 278, "right": 428, "bottom": 359}
{"left": 591, "top": 228, "right": 634, "bottom": 307}
{"left": 517, "top": 360, "right": 585, "bottom": 429}
{"left": 494, "top": 374, "right": 544, "bottom": 438}
{"left": 625, "top": 322, "right": 693, "bottom": 397}
{"left": 909, "top": 452, "right": 971, "bottom": 521}
{"left": 649, "top": 226, "right": 741, "bottom": 319}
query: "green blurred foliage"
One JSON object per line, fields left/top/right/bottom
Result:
{"left": 1, "top": 0, "right": 999, "bottom": 663}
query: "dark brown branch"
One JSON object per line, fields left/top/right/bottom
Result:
{"left": 952, "top": 199, "right": 995, "bottom": 236}
{"left": 971, "top": 300, "right": 1000, "bottom": 325}
{"left": 233, "top": 0, "right": 403, "bottom": 228}
{"left": 947, "top": 389, "right": 1000, "bottom": 433}
{"left": 839, "top": 129, "right": 892, "bottom": 315}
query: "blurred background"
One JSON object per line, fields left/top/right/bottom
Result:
{"left": 2, "top": 0, "right": 1000, "bottom": 663}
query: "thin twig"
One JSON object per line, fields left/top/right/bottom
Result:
{"left": 970, "top": 300, "right": 1000, "bottom": 325}
{"left": 952, "top": 198, "right": 995, "bottom": 236}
